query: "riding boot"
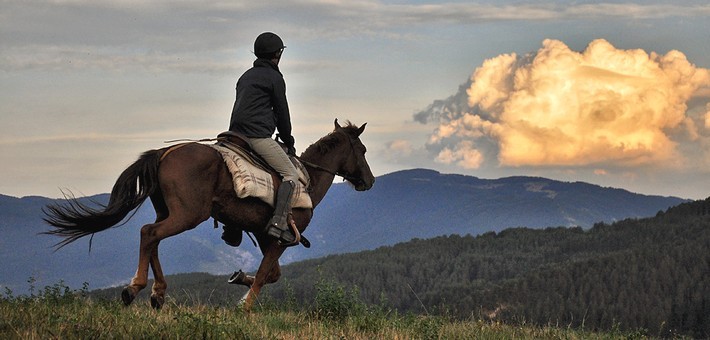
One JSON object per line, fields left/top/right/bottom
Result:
{"left": 265, "top": 180, "right": 296, "bottom": 244}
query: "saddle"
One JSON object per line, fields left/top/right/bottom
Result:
{"left": 211, "top": 131, "right": 312, "bottom": 248}
{"left": 217, "top": 131, "right": 252, "bottom": 148}
{"left": 216, "top": 131, "right": 277, "bottom": 173}
{"left": 212, "top": 131, "right": 311, "bottom": 207}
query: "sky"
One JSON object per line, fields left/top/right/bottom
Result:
{"left": 1, "top": 0, "right": 710, "bottom": 200}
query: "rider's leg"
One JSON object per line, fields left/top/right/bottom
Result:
{"left": 249, "top": 138, "right": 300, "bottom": 243}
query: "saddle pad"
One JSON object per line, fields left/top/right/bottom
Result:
{"left": 210, "top": 144, "right": 312, "bottom": 209}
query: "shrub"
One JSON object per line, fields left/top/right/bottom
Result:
{"left": 311, "top": 277, "right": 364, "bottom": 322}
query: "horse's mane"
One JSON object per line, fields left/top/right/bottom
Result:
{"left": 303, "top": 121, "right": 359, "bottom": 156}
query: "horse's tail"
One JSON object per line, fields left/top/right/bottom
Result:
{"left": 43, "top": 149, "right": 163, "bottom": 249}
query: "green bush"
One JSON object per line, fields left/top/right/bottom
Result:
{"left": 311, "top": 276, "right": 364, "bottom": 322}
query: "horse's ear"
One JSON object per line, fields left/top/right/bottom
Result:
{"left": 356, "top": 123, "right": 367, "bottom": 137}
{"left": 334, "top": 118, "right": 341, "bottom": 130}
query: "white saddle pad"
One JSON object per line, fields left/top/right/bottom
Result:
{"left": 210, "top": 144, "right": 312, "bottom": 209}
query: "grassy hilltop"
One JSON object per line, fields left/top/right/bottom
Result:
{"left": 0, "top": 281, "right": 657, "bottom": 339}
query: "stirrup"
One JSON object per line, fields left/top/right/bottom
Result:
{"left": 266, "top": 214, "right": 301, "bottom": 247}
{"left": 266, "top": 218, "right": 291, "bottom": 239}
{"left": 280, "top": 216, "right": 301, "bottom": 247}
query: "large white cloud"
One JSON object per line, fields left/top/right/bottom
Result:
{"left": 420, "top": 39, "right": 710, "bottom": 169}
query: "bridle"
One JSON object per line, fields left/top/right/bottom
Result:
{"left": 297, "top": 157, "right": 361, "bottom": 184}
{"left": 295, "top": 132, "right": 362, "bottom": 184}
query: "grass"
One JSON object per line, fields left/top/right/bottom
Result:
{"left": 0, "top": 280, "right": 672, "bottom": 339}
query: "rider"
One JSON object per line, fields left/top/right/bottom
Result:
{"left": 228, "top": 32, "right": 299, "bottom": 245}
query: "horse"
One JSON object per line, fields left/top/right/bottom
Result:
{"left": 43, "top": 119, "right": 375, "bottom": 310}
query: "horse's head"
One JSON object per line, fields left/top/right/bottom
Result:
{"left": 332, "top": 119, "right": 375, "bottom": 191}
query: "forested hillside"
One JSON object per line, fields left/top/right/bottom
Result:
{"left": 265, "top": 198, "right": 709, "bottom": 337}
{"left": 114, "top": 198, "right": 709, "bottom": 337}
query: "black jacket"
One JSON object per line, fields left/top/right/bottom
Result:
{"left": 229, "top": 58, "right": 293, "bottom": 146}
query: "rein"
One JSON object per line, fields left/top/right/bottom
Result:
{"left": 295, "top": 156, "right": 359, "bottom": 183}
{"left": 162, "top": 133, "right": 363, "bottom": 183}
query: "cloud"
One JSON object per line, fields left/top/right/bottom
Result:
{"left": 594, "top": 169, "right": 608, "bottom": 176}
{"left": 562, "top": 3, "right": 710, "bottom": 19}
{"left": 3, "top": 1, "right": 709, "bottom": 73}
{"left": 385, "top": 139, "right": 414, "bottom": 157}
{"left": 435, "top": 140, "right": 484, "bottom": 169}
{"left": 417, "top": 39, "right": 710, "bottom": 170}
{"left": 0, "top": 45, "right": 241, "bottom": 74}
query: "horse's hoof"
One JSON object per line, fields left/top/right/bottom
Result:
{"left": 150, "top": 295, "right": 165, "bottom": 309}
{"left": 239, "top": 289, "right": 254, "bottom": 312}
{"left": 121, "top": 287, "right": 136, "bottom": 306}
{"left": 227, "top": 270, "right": 249, "bottom": 286}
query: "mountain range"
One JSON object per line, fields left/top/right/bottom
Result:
{"left": 0, "top": 168, "right": 688, "bottom": 294}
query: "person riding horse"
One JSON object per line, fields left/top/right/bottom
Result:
{"left": 43, "top": 34, "right": 376, "bottom": 311}
{"left": 227, "top": 32, "right": 298, "bottom": 245}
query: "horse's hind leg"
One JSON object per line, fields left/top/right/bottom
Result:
{"left": 149, "top": 195, "right": 169, "bottom": 308}
{"left": 122, "top": 193, "right": 169, "bottom": 306}
{"left": 121, "top": 143, "right": 219, "bottom": 307}
{"left": 122, "top": 221, "right": 162, "bottom": 306}
{"left": 122, "top": 242, "right": 167, "bottom": 309}
{"left": 149, "top": 243, "right": 167, "bottom": 309}
{"left": 121, "top": 215, "right": 201, "bottom": 306}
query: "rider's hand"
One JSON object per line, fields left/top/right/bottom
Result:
{"left": 287, "top": 145, "right": 296, "bottom": 156}
{"left": 277, "top": 134, "right": 296, "bottom": 155}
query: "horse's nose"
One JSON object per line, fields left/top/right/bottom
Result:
{"left": 365, "top": 176, "right": 375, "bottom": 190}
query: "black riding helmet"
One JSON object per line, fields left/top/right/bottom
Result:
{"left": 254, "top": 32, "right": 285, "bottom": 59}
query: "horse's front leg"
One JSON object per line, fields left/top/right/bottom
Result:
{"left": 231, "top": 263, "right": 282, "bottom": 287}
{"left": 241, "top": 241, "right": 285, "bottom": 311}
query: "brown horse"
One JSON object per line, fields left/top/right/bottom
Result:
{"left": 43, "top": 119, "right": 374, "bottom": 310}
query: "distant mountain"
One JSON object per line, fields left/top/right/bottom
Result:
{"left": 0, "top": 169, "right": 688, "bottom": 294}
{"left": 0, "top": 193, "right": 249, "bottom": 295}
{"left": 290, "top": 169, "right": 688, "bottom": 259}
